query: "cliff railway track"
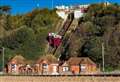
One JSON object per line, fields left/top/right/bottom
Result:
{"left": 47, "top": 13, "right": 74, "bottom": 54}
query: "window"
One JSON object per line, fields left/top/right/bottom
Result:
{"left": 42, "top": 63, "right": 48, "bottom": 69}
{"left": 63, "top": 66, "right": 69, "bottom": 72}
{"left": 80, "top": 64, "right": 86, "bottom": 72}
{"left": 11, "top": 64, "right": 17, "bottom": 72}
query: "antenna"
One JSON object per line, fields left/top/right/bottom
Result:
{"left": 52, "top": 0, "right": 54, "bottom": 9}
{"left": 36, "top": 0, "right": 40, "bottom": 8}
{"left": 37, "top": 3, "right": 40, "bottom": 8}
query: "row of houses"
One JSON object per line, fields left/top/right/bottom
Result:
{"left": 6, "top": 55, "right": 99, "bottom": 75}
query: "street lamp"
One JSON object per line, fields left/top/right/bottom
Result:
{"left": 102, "top": 42, "right": 105, "bottom": 72}
{"left": 2, "top": 47, "right": 5, "bottom": 73}
{"left": 0, "top": 47, "right": 5, "bottom": 74}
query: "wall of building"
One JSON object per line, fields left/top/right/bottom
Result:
{"left": 70, "top": 65, "right": 80, "bottom": 74}
{"left": 56, "top": 11, "right": 68, "bottom": 19}
{"left": 74, "top": 10, "right": 84, "bottom": 19}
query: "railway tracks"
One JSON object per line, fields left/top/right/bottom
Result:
{"left": 47, "top": 13, "right": 74, "bottom": 54}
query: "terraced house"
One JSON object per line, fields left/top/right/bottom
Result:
{"left": 7, "top": 55, "right": 98, "bottom": 75}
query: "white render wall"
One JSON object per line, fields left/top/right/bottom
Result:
{"left": 56, "top": 11, "right": 68, "bottom": 19}
{"left": 56, "top": 10, "right": 84, "bottom": 19}
{"left": 74, "top": 10, "right": 84, "bottom": 19}
{"left": 56, "top": 4, "right": 89, "bottom": 19}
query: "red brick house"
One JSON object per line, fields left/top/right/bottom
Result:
{"left": 7, "top": 55, "right": 97, "bottom": 75}
{"left": 7, "top": 55, "right": 26, "bottom": 74}
{"left": 59, "top": 62, "right": 71, "bottom": 75}
{"left": 59, "top": 57, "right": 97, "bottom": 75}
{"left": 35, "top": 55, "right": 59, "bottom": 75}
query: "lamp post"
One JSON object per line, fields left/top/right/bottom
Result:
{"left": 2, "top": 47, "right": 5, "bottom": 74}
{"left": 0, "top": 47, "right": 5, "bottom": 73}
{"left": 102, "top": 42, "right": 105, "bottom": 72}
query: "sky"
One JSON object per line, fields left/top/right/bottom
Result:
{"left": 0, "top": 0, "right": 120, "bottom": 15}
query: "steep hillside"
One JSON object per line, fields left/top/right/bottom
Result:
{"left": 61, "top": 3, "right": 120, "bottom": 71}
{"left": 1, "top": 3, "right": 120, "bottom": 71}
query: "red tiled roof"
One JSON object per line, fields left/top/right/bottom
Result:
{"left": 36, "top": 55, "right": 58, "bottom": 64}
{"left": 9, "top": 55, "right": 26, "bottom": 64}
{"left": 67, "top": 57, "right": 96, "bottom": 65}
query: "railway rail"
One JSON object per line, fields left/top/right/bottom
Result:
{"left": 54, "top": 19, "right": 78, "bottom": 57}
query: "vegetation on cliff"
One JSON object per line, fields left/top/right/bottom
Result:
{"left": 0, "top": 7, "right": 60, "bottom": 70}
{"left": 1, "top": 3, "right": 120, "bottom": 71}
{"left": 64, "top": 3, "right": 120, "bottom": 71}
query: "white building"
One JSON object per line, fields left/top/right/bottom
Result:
{"left": 56, "top": 5, "right": 69, "bottom": 10}
{"left": 74, "top": 10, "right": 84, "bottom": 19}
{"left": 56, "top": 4, "right": 89, "bottom": 19}
{"left": 56, "top": 11, "right": 69, "bottom": 19}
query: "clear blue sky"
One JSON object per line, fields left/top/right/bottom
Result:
{"left": 0, "top": 0, "right": 120, "bottom": 15}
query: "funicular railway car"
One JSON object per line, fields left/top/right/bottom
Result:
{"left": 47, "top": 33, "right": 62, "bottom": 48}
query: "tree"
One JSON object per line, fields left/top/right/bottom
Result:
{"left": 0, "top": 6, "right": 11, "bottom": 31}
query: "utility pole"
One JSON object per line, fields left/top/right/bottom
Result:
{"left": 102, "top": 42, "right": 105, "bottom": 72}
{"left": 2, "top": 47, "right": 5, "bottom": 73}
